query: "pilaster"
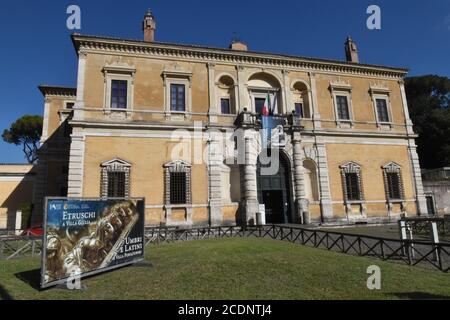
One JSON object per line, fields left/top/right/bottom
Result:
{"left": 316, "top": 140, "right": 333, "bottom": 221}
{"left": 408, "top": 139, "right": 428, "bottom": 215}
{"left": 207, "top": 133, "right": 223, "bottom": 226}
{"left": 67, "top": 134, "right": 85, "bottom": 197}
{"left": 308, "top": 72, "right": 321, "bottom": 129}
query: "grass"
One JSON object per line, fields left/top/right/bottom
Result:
{"left": 1, "top": 237, "right": 450, "bottom": 300}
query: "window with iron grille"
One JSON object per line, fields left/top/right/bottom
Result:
{"left": 340, "top": 162, "right": 364, "bottom": 202}
{"left": 170, "top": 84, "right": 186, "bottom": 112}
{"left": 336, "top": 95, "right": 350, "bottom": 120}
{"left": 107, "top": 171, "right": 126, "bottom": 198}
{"left": 164, "top": 160, "right": 191, "bottom": 206}
{"left": 345, "top": 172, "right": 361, "bottom": 201}
{"left": 111, "top": 80, "right": 128, "bottom": 109}
{"left": 169, "top": 172, "right": 187, "bottom": 204}
{"left": 386, "top": 172, "right": 401, "bottom": 200}
{"left": 376, "top": 99, "right": 390, "bottom": 123}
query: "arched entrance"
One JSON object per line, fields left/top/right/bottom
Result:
{"left": 257, "top": 150, "right": 293, "bottom": 224}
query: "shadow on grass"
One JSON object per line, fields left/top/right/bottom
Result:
{"left": 15, "top": 269, "right": 42, "bottom": 291}
{"left": 390, "top": 292, "right": 450, "bottom": 300}
{"left": 14, "top": 261, "right": 153, "bottom": 293}
{"left": 0, "top": 285, "right": 14, "bottom": 300}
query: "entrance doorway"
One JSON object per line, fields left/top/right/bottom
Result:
{"left": 257, "top": 150, "right": 293, "bottom": 224}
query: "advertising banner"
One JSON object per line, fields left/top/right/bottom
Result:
{"left": 41, "top": 198, "right": 145, "bottom": 288}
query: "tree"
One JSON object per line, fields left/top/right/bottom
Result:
{"left": 405, "top": 75, "right": 450, "bottom": 169}
{"left": 2, "top": 115, "right": 43, "bottom": 164}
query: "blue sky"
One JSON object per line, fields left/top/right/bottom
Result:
{"left": 0, "top": 0, "right": 449, "bottom": 163}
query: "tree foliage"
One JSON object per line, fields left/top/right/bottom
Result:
{"left": 405, "top": 75, "right": 450, "bottom": 169}
{"left": 2, "top": 115, "right": 43, "bottom": 164}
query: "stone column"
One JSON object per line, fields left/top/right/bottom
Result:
{"left": 242, "top": 136, "right": 259, "bottom": 226}
{"left": 207, "top": 134, "right": 223, "bottom": 226}
{"left": 316, "top": 141, "right": 333, "bottom": 221}
{"left": 408, "top": 139, "right": 428, "bottom": 216}
{"left": 292, "top": 132, "right": 308, "bottom": 223}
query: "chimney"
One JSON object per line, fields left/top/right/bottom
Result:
{"left": 230, "top": 40, "right": 248, "bottom": 51}
{"left": 143, "top": 9, "right": 156, "bottom": 42}
{"left": 345, "top": 37, "right": 359, "bottom": 63}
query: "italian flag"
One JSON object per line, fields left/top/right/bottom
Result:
{"left": 262, "top": 92, "right": 271, "bottom": 116}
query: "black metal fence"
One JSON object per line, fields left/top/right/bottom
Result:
{"left": 144, "top": 225, "right": 450, "bottom": 272}
{"left": 402, "top": 217, "right": 450, "bottom": 237}
{"left": 2, "top": 224, "right": 450, "bottom": 272}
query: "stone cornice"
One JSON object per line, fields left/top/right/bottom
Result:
{"left": 71, "top": 34, "right": 408, "bottom": 79}
{"left": 38, "top": 85, "right": 77, "bottom": 98}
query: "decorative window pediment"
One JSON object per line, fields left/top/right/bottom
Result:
{"left": 100, "top": 158, "right": 131, "bottom": 198}
{"left": 382, "top": 162, "right": 401, "bottom": 173}
{"left": 340, "top": 162, "right": 361, "bottom": 173}
{"left": 101, "top": 158, "right": 132, "bottom": 170}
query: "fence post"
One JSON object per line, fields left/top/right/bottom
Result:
{"left": 15, "top": 210, "right": 22, "bottom": 236}
{"left": 430, "top": 221, "right": 440, "bottom": 263}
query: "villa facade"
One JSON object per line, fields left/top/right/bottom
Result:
{"left": 31, "top": 10, "right": 429, "bottom": 227}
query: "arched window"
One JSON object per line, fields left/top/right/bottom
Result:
{"left": 382, "top": 162, "right": 405, "bottom": 201}
{"left": 248, "top": 72, "right": 282, "bottom": 115}
{"left": 100, "top": 158, "right": 132, "bottom": 198}
{"left": 292, "top": 81, "right": 311, "bottom": 118}
{"left": 340, "top": 162, "right": 364, "bottom": 202}
{"left": 164, "top": 160, "right": 192, "bottom": 205}
{"left": 216, "top": 75, "right": 236, "bottom": 115}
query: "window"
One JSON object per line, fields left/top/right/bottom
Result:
{"left": 164, "top": 160, "right": 192, "bottom": 205}
{"left": 111, "top": 80, "right": 128, "bottom": 109}
{"left": 382, "top": 162, "right": 404, "bottom": 201}
{"left": 169, "top": 172, "right": 187, "bottom": 204}
{"left": 336, "top": 95, "right": 350, "bottom": 120}
{"left": 340, "top": 162, "right": 364, "bottom": 202}
{"left": 100, "top": 159, "right": 131, "bottom": 198}
{"left": 221, "top": 98, "right": 231, "bottom": 114}
{"left": 386, "top": 172, "right": 401, "bottom": 200}
{"left": 66, "top": 102, "right": 75, "bottom": 109}
{"left": 107, "top": 171, "right": 126, "bottom": 198}
{"left": 376, "top": 99, "right": 390, "bottom": 123}
{"left": 170, "top": 84, "right": 186, "bottom": 112}
{"left": 345, "top": 173, "right": 361, "bottom": 201}
{"left": 255, "top": 98, "right": 266, "bottom": 114}
{"left": 295, "top": 103, "right": 304, "bottom": 118}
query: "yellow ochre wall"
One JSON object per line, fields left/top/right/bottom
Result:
{"left": 326, "top": 143, "right": 416, "bottom": 218}
{"left": 82, "top": 136, "right": 209, "bottom": 225}
{"left": 0, "top": 165, "right": 35, "bottom": 229}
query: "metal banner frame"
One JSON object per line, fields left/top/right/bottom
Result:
{"left": 40, "top": 197, "right": 145, "bottom": 289}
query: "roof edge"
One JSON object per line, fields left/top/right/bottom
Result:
{"left": 71, "top": 33, "right": 409, "bottom": 76}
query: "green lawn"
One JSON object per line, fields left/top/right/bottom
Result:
{"left": 1, "top": 237, "right": 450, "bottom": 300}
